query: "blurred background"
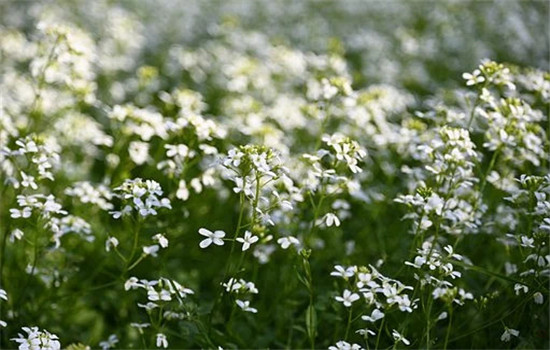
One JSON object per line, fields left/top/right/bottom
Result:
{"left": 2, "top": 0, "right": 548, "bottom": 94}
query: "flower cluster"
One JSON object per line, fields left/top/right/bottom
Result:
{"left": 331, "top": 264, "right": 416, "bottom": 342}
{"left": 11, "top": 327, "right": 61, "bottom": 350}
{"left": 2, "top": 136, "right": 60, "bottom": 185}
{"left": 110, "top": 178, "right": 171, "bottom": 218}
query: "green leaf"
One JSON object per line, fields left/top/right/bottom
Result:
{"left": 305, "top": 304, "right": 317, "bottom": 341}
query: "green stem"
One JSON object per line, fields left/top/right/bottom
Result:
{"left": 466, "top": 83, "right": 487, "bottom": 130}
{"left": 208, "top": 192, "right": 246, "bottom": 331}
{"left": 344, "top": 308, "right": 353, "bottom": 340}
{"left": 443, "top": 307, "right": 453, "bottom": 350}
{"left": 124, "top": 219, "right": 141, "bottom": 273}
{"left": 478, "top": 146, "right": 501, "bottom": 197}
{"left": 127, "top": 254, "right": 146, "bottom": 271}
{"left": 425, "top": 294, "right": 434, "bottom": 349}
{"left": 16, "top": 220, "right": 41, "bottom": 308}
{"left": 375, "top": 317, "right": 385, "bottom": 349}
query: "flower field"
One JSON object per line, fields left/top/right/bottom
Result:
{"left": 0, "top": 1, "right": 548, "bottom": 349}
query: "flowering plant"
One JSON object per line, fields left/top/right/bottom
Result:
{"left": 0, "top": 1, "right": 548, "bottom": 349}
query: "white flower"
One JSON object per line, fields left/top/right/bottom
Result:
{"left": 105, "top": 237, "right": 119, "bottom": 252}
{"left": 165, "top": 144, "right": 189, "bottom": 158}
{"left": 148, "top": 288, "right": 171, "bottom": 302}
{"left": 392, "top": 329, "right": 410, "bottom": 346}
{"left": 176, "top": 180, "right": 189, "bottom": 201}
{"left": 462, "top": 69, "right": 485, "bottom": 86}
{"left": 198, "top": 228, "right": 225, "bottom": 248}
{"left": 361, "top": 309, "right": 384, "bottom": 323}
{"left": 137, "top": 302, "right": 159, "bottom": 310}
{"left": 236, "top": 231, "right": 259, "bottom": 251}
{"left": 236, "top": 299, "right": 257, "bottom": 313}
{"left": 143, "top": 245, "right": 160, "bottom": 257}
{"left": 355, "top": 328, "right": 376, "bottom": 337}
{"left": 520, "top": 236, "right": 535, "bottom": 248}
{"left": 534, "top": 292, "right": 544, "bottom": 304}
{"left": 128, "top": 141, "right": 149, "bottom": 165}
{"left": 10, "top": 229, "right": 24, "bottom": 242}
{"left": 0, "top": 289, "right": 7, "bottom": 301}
{"left": 153, "top": 233, "right": 169, "bottom": 248}
{"left": 232, "top": 177, "right": 253, "bottom": 197}
{"left": 156, "top": 333, "right": 168, "bottom": 348}
{"left": 99, "top": 334, "right": 118, "bottom": 350}
{"left": 20, "top": 172, "right": 38, "bottom": 190}
{"left": 330, "top": 265, "right": 356, "bottom": 278}
{"left": 500, "top": 327, "right": 519, "bottom": 342}
{"left": 335, "top": 289, "right": 360, "bottom": 307}
{"left": 324, "top": 213, "right": 341, "bottom": 227}
{"left": 130, "top": 323, "right": 150, "bottom": 333}
{"left": 277, "top": 236, "right": 300, "bottom": 249}
{"left": 328, "top": 340, "right": 363, "bottom": 350}
{"left": 124, "top": 277, "right": 142, "bottom": 291}
{"left": 514, "top": 283, "right": 528, "bottom": 295}
{"left": 10, "top": 207, "right": 32, "bottom": 219}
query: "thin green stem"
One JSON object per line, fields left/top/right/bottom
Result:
{"left": 344, "top": 308, "right": 353, "bottom": 340}
{"left": 127, "top": 254, "right": 146, "bottom": 271}
{"left": 208, "top": 191, "right": 246, "bottom": 332}
{"left": 443, "top": 307, "right": 453, "bottom": 350}
{"left": 425, "top": 293, "right": 434, "bottom": 350}
{"left": 375, "top": 317, "right": 385, "bottom": 349}
{"left": 124, "top": 219, "right": 141, "bottom": 274}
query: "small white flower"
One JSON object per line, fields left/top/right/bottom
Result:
{"left": 20, "top": 172, "right": 38, "bottom": 190}
{"left": 148, "top": 288, "right": 171, "bottom": 302}
{"left": 10, "top": 229, "right": 24, "bottom": 242}
{"left": 331, "top": 265, "right": 355, "bottom": 278}
{"left": 236, "top": 231, "right": 259, "bottom": 251}
{"left": 0, "top": 289, "right": 7, "bottom": 301}
{"left": 335, "top": 289, "right": 360, "bottom": 307}
{"left": 137, "top": 302, "right": 159, "bottom": 310}
{"left": 153, "top": 233, "right": 169, "bottom": 248}
{"left": 176, "top": 180, "right": 189, "bottom": 201}
{"left": 99, "top": 334, "right": 119, "bottom": 350}
{"left": 129, "top": 141, "right": 150, "bottom": 165}
{"left": 277, "top": 236, "right": 300, "bottom": 249}
{"left": 520, "top": 236, "right": 535, "bottom": 248}
{"left": 361, "top": 309, "right": 384, "bottom": 323}
{"left": 124, "top": 277, "right": 142, "bottom": 291}
{"left": 130, "top": 323, "right": 150, "bottom": 333}
{"left": 328, "top": 340, "right": 362, "bottom": 350}
{"left": 533, "top": 292, "right": 544, "bottom": 304}
{"left": 514, "top": 283, "right": 528, "bottom": 295}
{"left": 324, "top": 213, "right": 341, "bottom": 227}
{"left": 105, "top": 237, "right": 119, "bottom": 252}
{"left": 500, "top": 327, "right": 519, "bottom": 342}
{"left": 392, "top": 329, "right": 410, "bottom": 346}
{"left": 156, "top": 333, "right": 168, "bottom": 348}
{"left": 355, "top": 328, "right": 376, "bottom": 337}
{"left": 10, "top": 207, "right": 32, "bottom": 219}
{"left": 236, "top": 299, "right": 257, "bottom": 313}
{"left": 198, "top": 228, "right": 225, "bottom": 248}
{"left": 143, "top": 245, "right": 160, "bottom": 257}
{"left": 462, "top": 69, "right": 485, "bottom": 86}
